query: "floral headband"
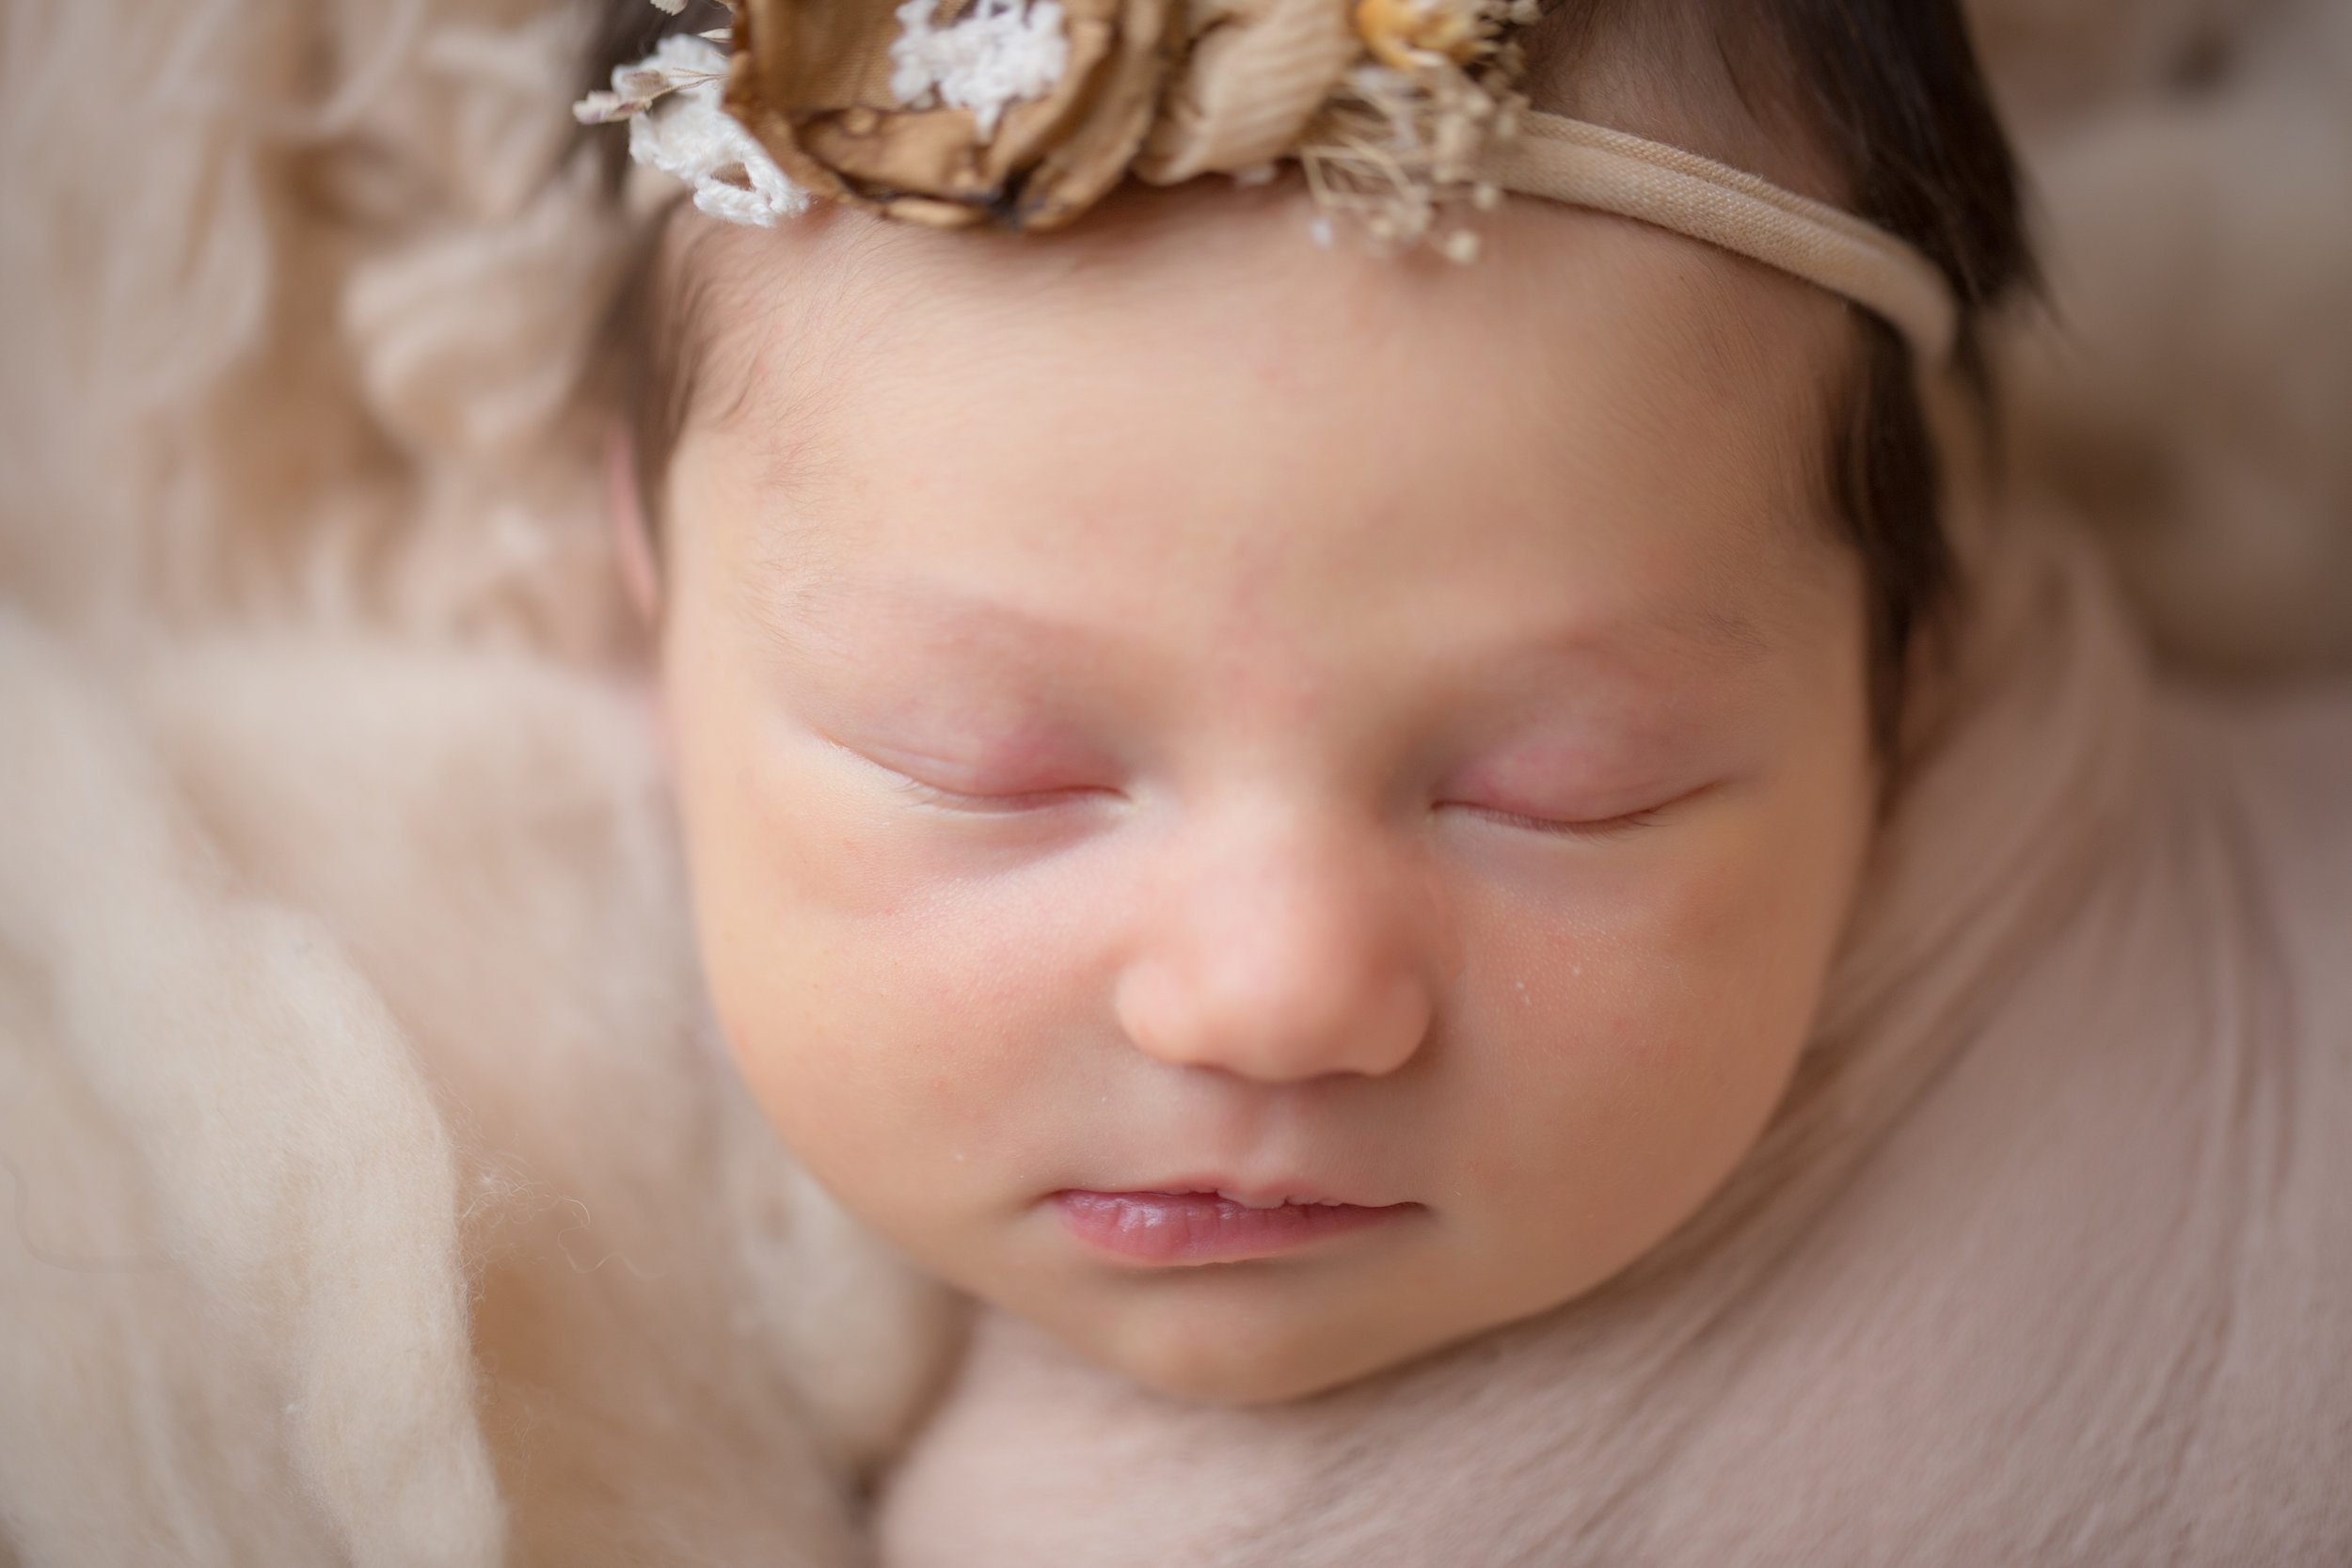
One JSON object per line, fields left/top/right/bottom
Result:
{"left": 578, "top": 0, "right": 1958, "bottom": 365}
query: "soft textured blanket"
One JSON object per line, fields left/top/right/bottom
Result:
{"left": 0, "top": 621, "right": 957, "bottom": 1565}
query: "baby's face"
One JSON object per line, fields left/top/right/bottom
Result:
{"left": 658, "top": 182, "right": 1874, "bottom": 1402}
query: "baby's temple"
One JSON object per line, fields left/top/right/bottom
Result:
{"left": 2, "top": 0, "right": 2347, "bottom": 1562}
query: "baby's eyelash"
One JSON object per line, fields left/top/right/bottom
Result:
{"left": 1449, "top": 802, "right": 1667, "bottom": 840}
{"left": 891, "top": 773, "right": 1105, "bottom": 816}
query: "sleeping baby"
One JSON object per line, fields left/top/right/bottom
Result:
{"left": 581, "top": 0, "right": 2352, "bottom": 1560}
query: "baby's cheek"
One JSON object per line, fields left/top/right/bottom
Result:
{"left": 1601, "top": 824, "right": 1851, "bottom": 1101}
{"left": 697, "top": 797, "right": 1128, "bottom": 1242}
{"left": 1446, "top": 811, "right": 1852, "bottom": 1243}
{"left": 663, "top": 698, "right": 962, "bottom": 1191}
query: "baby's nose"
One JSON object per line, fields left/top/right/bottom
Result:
{"left": 1112, "top": 811, "right": 1438, "bottom": 1084}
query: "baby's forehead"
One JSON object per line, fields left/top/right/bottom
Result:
{"left": 683, "top": 268, "right": 1843, "bottom": 691}
{"left": 686, "top": 174, "right": 1851, "bottom": 467}
{"left": 655, "top": 178, "right": 1865, "bottom": 718}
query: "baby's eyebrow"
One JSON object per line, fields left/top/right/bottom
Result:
{"left": 757, "top": 546, "right": 1786, "bottom": 660}
{"left": 1653, "top": 606, "right": 1775, "bottom": 663}
{"left": 750, "top": 590, "right": 1780, "bottom": 758}
{"left": 1438, "top": 602, "right": 1781, "bottom": 697}
{"left": 747, "top": 572, "right": 1120, "bottom": 673}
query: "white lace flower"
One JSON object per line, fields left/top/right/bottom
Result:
{"left": 596, "top": 34, "right": 809, "bottom": 228}
{"left": 888, "top": 0, "right": 1071, "bottom": 142}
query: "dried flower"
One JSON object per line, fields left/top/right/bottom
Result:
{"left": 1295, "top": 0, "right": 1525, "bottom": 260}
{"left": 1354, "top": 0, "right": 1484, "bottom": 70}
{"left": 586, "top": 0, "right": 1536, "bottom": 258}
{"left": 578, "top": 35, "right": 809, "bottom": 226}
{"left": 573, "top": 31, "right": 728, "bottom": 123}
{"left": 1136, "top": 0, "right": 1363, "bottom": 184}
{"left": 725, "top": 0, "right": 1176, "bottom": 231}
{"left": 889, "top": 0, "right": 1072, "bottom": 142}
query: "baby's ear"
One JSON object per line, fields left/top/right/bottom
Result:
{"left": 605, "top": 420, "right": 662, "bottom": 627}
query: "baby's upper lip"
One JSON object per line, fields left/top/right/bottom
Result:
{"left": 1087, "top": 1177, "right": 1392, "bottom": 1212}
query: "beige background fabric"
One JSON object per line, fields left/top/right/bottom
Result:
{"left": 0, "top": 0, "right": 2345, "bottom": 1562}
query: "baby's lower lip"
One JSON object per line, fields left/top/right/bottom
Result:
{"left": 1054, "top": 1190, "right": 1420, "bottom": 1266}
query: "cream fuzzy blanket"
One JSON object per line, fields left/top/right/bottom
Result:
{"left": 0, "top": 625, "right": 956, "bottom": 1564}
{"left": 0, "top": 0, "right": 2346, "bottom": 1562}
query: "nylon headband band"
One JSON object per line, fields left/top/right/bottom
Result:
{"left": 1485, "top": 112, "right": 1961, "bottom": 367}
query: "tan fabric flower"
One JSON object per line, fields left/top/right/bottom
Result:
{"left": 1136, "top": 0, "right": 1362, "bottom": 185}
{"left": 695, "top": 0, "right": 1531, "bottom": 245}
{"left": 724, "top": 0, "right": 1179, "bottom": 231}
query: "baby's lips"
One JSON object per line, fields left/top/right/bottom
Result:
{"left": 1054, "top": 1189, "right": 1423, "bottom": 1265}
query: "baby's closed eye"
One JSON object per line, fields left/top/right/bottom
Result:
{"left": 1434, "top": 737, "right": 1726, "bottom": 840}
{"left": 826, "top": 725, "right": 1120, "bottom": 805}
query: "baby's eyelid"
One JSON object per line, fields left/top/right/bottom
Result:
{"left": 1434, "top": 783, "right": 1710, "bottom": 839}
{"left": 890, "top": 772, "right": 1115, "bottom": 815}
{"left": 829, "top": 740, "right": 1118, "bottom": 813}
{"left": 1443, "top": 801, "right": 1663, "bottom": 839}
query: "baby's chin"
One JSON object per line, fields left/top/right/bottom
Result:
{"left": 1057, "top": 1296, "right": 1439, "bottom": 1407}
{"left": 978, "top": 1248, "right": 1585, "bottom": 1407}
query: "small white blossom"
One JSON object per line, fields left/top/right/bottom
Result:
{"left": 571, "top": 36, "right": 719, "bottom": 123}
{"left": 888, "top": 0, "right": 1070, "bottom": 143}
{"left": 573, "top": 90, "right": 636, "bottom": 124}
{"left": 580, "top": 34, "right": 809, "bottom": 228}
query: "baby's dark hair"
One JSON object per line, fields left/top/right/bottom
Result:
{"left": 1518, "top": 0, "right": 2032, "bottom": 750}
{"left": 591, "top": 0, "right": 2031, "bottom": 751}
